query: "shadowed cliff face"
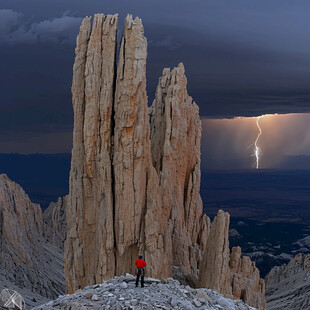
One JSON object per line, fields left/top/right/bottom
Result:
{"left": 0, "top": 174, "right": 65, "bottom": 308}
{"left": 265, "top": 253, "right": 310, "bottom": 310}
{"left": 64, "top": 13, "right": 265, "bottom": 309}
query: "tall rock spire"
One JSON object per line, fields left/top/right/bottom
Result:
{"left": 65, "top": 14, "right": 265, "bottom": 309}
{"left": 198, "top": 210, "right": 231, "bottom": 295}
{"left": 149, "top": 63, "right": 206, "bottom": 279}
{"left": 65, "top": 13, "right": 118, "bottom": 292}
{"left": 113, "top": 14, "right": 153, "bottom": 275}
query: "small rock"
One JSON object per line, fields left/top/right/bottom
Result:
{"left": 120, "top": 282, "right": 128, "bottom": 289}
{"left": 170, "top": 298, "right": 178, "bottom": 307}
{"left": 196, "top": 291, "right": 209, "bottom": 301}
{"left": 125, "top": 273, "right": 136, "bottom": 282}
{"left": 193, "top": 299, "right": 202, "bottom": 307}
{"left": 84, "top": 292, "right": 93, "bottom": 299}
{"left": 198, "top": 297, "right": 206, "bottom": 304}
{"left": 91, "top": 294, "right": 99, "bottom": 301}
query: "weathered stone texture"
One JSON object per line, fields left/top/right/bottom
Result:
{"left": 149, "top": 64, "right": 207, "bottom": 279}
{"left": 265, "top": 253, "right": 310, "bottom": 310}
{"left": 198, "top": 211, "right": 266, "bottom": 309}
{"left": 113, "top": 15, "right": 163, "bottom": 277}
{"left": 64, "top": 14, "right": 265, "bottom": 309}
{"left": 198, "top": 210, "right": 231, "bottom": 296}
{"left": 0, "top": 174, "right": 64, "bottom": 304}
{"left": 230, "top": 247, "right": 266, "bottom": 309}
{"left": 43, "top": 196, "right": 67, "bottom": 249}
{"left": 65, "top": 13, "right": 118, "bottom": 292}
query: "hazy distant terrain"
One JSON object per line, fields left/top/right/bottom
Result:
{"left": 202, "top": 169, "right": 310, "bottom": 223}
{"left": 1, "top": 153, "right": 310, "bottom": 276}
{"left": 202, "top": 169, "right": 310, "bottom": 276}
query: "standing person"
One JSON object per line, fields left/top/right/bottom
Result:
{"left": 135, "top": 254, "right": 147, "bottom": 287}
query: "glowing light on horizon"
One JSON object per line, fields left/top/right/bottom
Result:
{"left": 254, "top": 116, "right": 263, "bottom": 169}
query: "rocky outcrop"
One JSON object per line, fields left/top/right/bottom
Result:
{"left": 65, "top": 13, "right": 209, "bottom": 293}
{"left": 0, "top": 174, "right": 64, "bottom": 308}
{"left": 33, "top": 274, "right": 256, "bottom": 310}
{"left": 65, "top": 13, "right": 265, "bottom": 309}
{"left": 198, "top": 210, "right": 231, "bottom": 296}
{"left": 43, "top": 196, "right": 67, "bottom": 249}
{"left": 149, "top": 64, "right": 205, "bottom": 279}
{"left": 65, "top": 13, "right": 118, "bottom": 292}
{"left": 265, "top": 253, "right": 310, "bottom": 309}
{"left": 230, "top": 247, "right": 266, "bottom": 309}
{"left": 198, "top": 212, "right": 266, "bottom": 309}
{"left": 112, "top": 15, "right": 166, "bottom": 278}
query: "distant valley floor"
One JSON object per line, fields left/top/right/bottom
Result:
{"left": 202, "top": 169, "right": 310, "bottom": 277}
{"left": 1, "top": 153, "right": 310, "bottom": 277}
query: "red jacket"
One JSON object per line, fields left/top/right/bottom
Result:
{"left": 135, "top": 259, "right": 147, "bottom": 269}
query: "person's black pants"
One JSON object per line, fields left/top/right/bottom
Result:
{"left": 136, "top": 269, "right": 144, "bottom": 287}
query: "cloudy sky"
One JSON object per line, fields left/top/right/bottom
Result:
{"left": 1, "top": 0, "right": 310, "bottom": 161}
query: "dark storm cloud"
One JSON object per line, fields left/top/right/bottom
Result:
{"left": 146, "top": 24, "right": 310, "bottom": 117}
{"left": 0, "top": 9, "right": 21, "bottom": 36}
{"left": 0, "top": 9, "right": 82, "bottom": 44}
{"left": 1, "top": 0, "right": 310, "bottom": 152}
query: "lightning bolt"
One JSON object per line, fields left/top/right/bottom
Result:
{"left": 254, "top": 116, "right": 263, "bottom": 169}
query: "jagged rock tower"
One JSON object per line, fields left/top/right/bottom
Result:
{"left": 65, "top": 13, "right": 265, "bottom": 309}
{"left": 65, "top": 12, "right": 208, "bottom": 292}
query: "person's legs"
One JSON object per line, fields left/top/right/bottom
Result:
{"left": 141, "top": 275, "right": 144, "bottom": 288}
{"left": 136, "top": 273, "right": 140, "bottom": 287}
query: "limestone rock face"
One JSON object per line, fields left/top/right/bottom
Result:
{"left": 65, "top": 14, "right": 265, "bottom": 309}
{"left": 230, "top": 247, "right": 266, "bottom": 309}
{"left": 65, "top": 13, "right": 118, "bottom": 292}
{"left": 149, "top": 64, "right": 206, "bottom": 279}
{"left": 265, "top": 253, "right": 310, "bottom": 310}
{"left": 65, "top": 13, "right": 208, "bottom": 293}
{"left": 198, "top": 211, "right": 266, "bottom": 309}
{"left": 43, "top": 196, "right": 67, "bottom": 249}
{"left": 113, "top": 16, "right": 164, "bottom": 277}
{"left": 0, "top": 174, "right": 64, "bottom": 307}
{"left": 198, "top": 210, "right": 231, "bottom": 296}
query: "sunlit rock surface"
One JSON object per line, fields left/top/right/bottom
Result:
{"left": 64, "top": 13, "right": 265, "bottom": 309}
{"left": 230, "top": 246, "right": 266, "bottom": 309}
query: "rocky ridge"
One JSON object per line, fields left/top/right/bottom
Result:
{"left": 230, "top": 247, "right": 265, "bottom": 309}
{"left": 0, "top": 174, "right": 65, "bottom": 308}
{"left": 64, "top": 13, "right": 265, "bottom": 309}
{"left": 43, "top": 196, "right": 67, "bottom": 249}
{"left": 265, "top": 253, "right": 310, "bottom": 309}
{"left": 33, "top": 274, "right": 256, "bottom": 310}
